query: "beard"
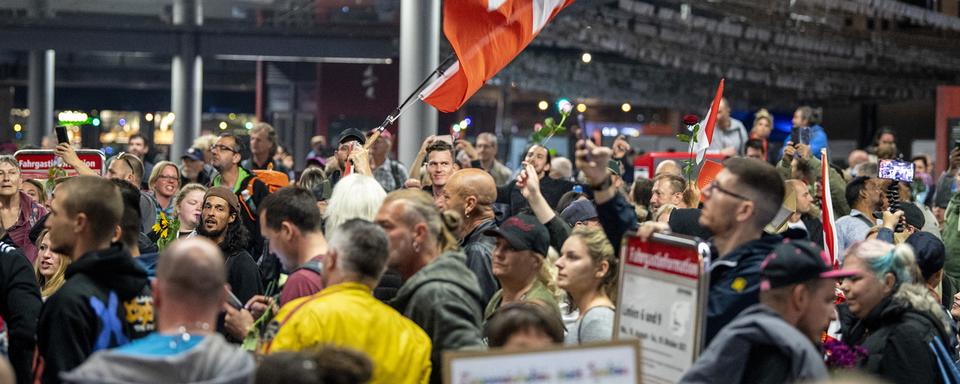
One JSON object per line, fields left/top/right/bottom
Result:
{"left": 196, "top": 223, "right": 226, "bottom": 241}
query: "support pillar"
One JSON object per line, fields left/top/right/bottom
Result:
{"left": 170, "top": 0, "right": 203, "bottom": 160}
{"left": 397, "top": 0, "right": 440, "bottom": 168}
{"left": 26, "top": 50, "right": 54, "bottom": 147}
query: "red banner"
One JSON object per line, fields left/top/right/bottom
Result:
{"left": 15, "top": 150, "right": 105, "bottom": 180}
{"left": 623, "top": 235, "right": 701, "bottom": 281}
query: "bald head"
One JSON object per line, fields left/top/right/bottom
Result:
{"left": 445, "top": 169, "right": 496, "bottom": 216}
{"left": 157, "top": 237, "right": 226, "bottom": 308}
{"left": 848, "top": 149, "right": 868, "bottom": 170}
{"left": 448, "top": 169, "right": 496, "bottom": 204}
{"left": 655, "top": 160, "right": 682, "bottom": 177}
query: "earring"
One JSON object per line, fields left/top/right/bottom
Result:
{"left": 464, "top": 210, "right": 470, "bottom": 219}
{"left": 413, "top": 241, "right": 421, "bottom": 253}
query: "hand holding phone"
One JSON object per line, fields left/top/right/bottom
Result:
{"left": 55, "top": 126, "right": 69, "bottom": 144}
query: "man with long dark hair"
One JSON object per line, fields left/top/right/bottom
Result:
{"left": 197, "top": 187, "right": 262, "bottom": 309}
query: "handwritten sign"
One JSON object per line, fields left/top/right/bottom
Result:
{"left": 443, "top": 340, "right": 641, "bottom": 384}
{"left": 15, "top": 149, "right": 105, "bottom": 179}
{"left": 615, "top": 232, "right": 710, "bottom": 384}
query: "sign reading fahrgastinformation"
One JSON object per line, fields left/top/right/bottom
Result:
{"left": 443, "top": 340, "right": 641, "bottom": 384}
{"left": 615, "top": 232, "right": 710, "bottom": 384}
{"left": 15, "top": 149, "right": 106, "bottom": 179}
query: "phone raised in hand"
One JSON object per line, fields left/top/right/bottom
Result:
{"left": 878, "top": 159, "right": 915, "bottom": 183}
{"left": 55, "top": 126, "right": 69, "bottom": 144}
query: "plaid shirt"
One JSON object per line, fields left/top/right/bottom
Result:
{"left": 372, "top": 158, "right": 409, "bottom": 192}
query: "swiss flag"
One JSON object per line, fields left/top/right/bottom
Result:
{"left": 420, "top": 0, "right": 576, "bottom": 112}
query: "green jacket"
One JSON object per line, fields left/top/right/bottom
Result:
{"left": 390, "top": 251, "right": 484, "bottom": 384}
{"left": 778, "top": 155, "right": 850, "bottom": 217}
{"left": 484, "top": 279, "right": 562, "bottom": 322}
{"left": 942, "top": 192, "right": 960, "bottom": 284}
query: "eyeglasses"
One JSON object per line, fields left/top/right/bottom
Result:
{"left": 703, "top": 181, "right": 751, "bottom": 201}
{"left": 210, "top": 144, "right": 237, "bottom": 154}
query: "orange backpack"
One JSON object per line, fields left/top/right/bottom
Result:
{"left": 239, "top": 163, "right": 290, "bottom": 221}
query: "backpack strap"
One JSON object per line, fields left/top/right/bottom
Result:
{"left": 390, "top": 160, "right": 404, "bottom": 191}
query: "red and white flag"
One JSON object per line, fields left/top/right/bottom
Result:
{"left": 420, "top": 0, "right": 576, "bottom": 112}
{"left": 692, "top": 79, "right": 724, "bottom": 164}
{"left": 821, "top": 148, "right": 840, "bottom": 268}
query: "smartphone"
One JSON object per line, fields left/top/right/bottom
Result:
{"left": 954, "top": 139, "right": 960, "bottom": 151}
{"left": 878, "top": 159, "right": 915, "bottom": 183}
{"left": 55, "top": 126, "right": 69, "bottom": 144}
{"left": 225, "top": 288, "right": 243, "bottom": 310}
{"left": 790, "top": 126, "right": 800, "bottom": 145}
{"left": 435, "top": 134, "right": 454, "bottom": 145}
{"left": 799, "top": 127, "right": 811, "bottom": 146}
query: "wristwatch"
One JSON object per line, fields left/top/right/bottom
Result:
{"left": 589, "top": 173, "right": 613, "bottom": 191}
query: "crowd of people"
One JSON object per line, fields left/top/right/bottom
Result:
{"left": 0, "top": 102, "right": 956, "bottom": 384}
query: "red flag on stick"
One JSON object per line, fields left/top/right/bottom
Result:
{"left": 692, "top": 79, "right": 724, "bottom": 164}
{"left": 420, "top": 0, "right": 576, "bottom": 112}
{"left": 821, "top": 149, "right": 840, "bottom": 268}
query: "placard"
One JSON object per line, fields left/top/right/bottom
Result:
{"left": 614, "top": 232, "right": 710, "bottom": 384}
{"left": 15, "top": 149, "right": 105, "bottom": 179}
{"left": 443, "top": 340, "right": 641, "bottom": 384}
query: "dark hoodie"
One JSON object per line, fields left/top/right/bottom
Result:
{"left": 705, "top": 233, "right": 782, "bottom": 346}
{"left": 38, "top": 244, "right": 155, "bottom": 384}
{"left": 389, "top": 251, "right": 484, "bottom": 384}
{"left": 0, "top": 242, "right": 41, "bottom": 384}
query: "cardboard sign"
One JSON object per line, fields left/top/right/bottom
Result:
{"left": 15, "top": 149, "right": 106, "bottom": 179}
{"left": 615, "top": 232, "right": 710, "bottom": 384}
{"left": 443, "top": 340, "right": 641, "bottom": 384}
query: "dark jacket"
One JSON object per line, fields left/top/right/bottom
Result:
{"left": 596, "top": 192, "right": 639, "bottom": 249}
{"left": 681, "top": 304, "right": 828, "bottom": 384}
{"left": 224, "top": 248, "right": 263, "bottom": 307}
{"left": 0, "top": 242, "right": 41, "bottom": 384}
{"left": 496, "top": 177, "right": 575, "bottom": 222}
{"left": 389, "top": 251, "right": 484, "bottom": 384}
{"left": 841, "top": 284, "right": 955, "bottom": 384}
{"left": 38, "top": 244, "right": 154, "bottom": 383}
{"left": 460, "top": 218, "right": 499, "bottom": 305}
{"left": 705, "top": 233, "right": 782, "bottom": 345}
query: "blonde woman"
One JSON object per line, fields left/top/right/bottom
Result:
{"left": 147, "top": 161, "right": 182, "bottom": 217}
{"left": 556, "top": 226, "right": 618, "bottom": 344}
{"left": 33, "top": 229, "right": 70, "bottom": 300}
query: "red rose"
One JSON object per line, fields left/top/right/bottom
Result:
{"left": 683, "top": 114, "right": 699, "bottom": 126}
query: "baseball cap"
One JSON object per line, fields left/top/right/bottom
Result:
{"left": 900, "top": 203, "right": 925, "bottom": 230}
{"left": 181, "top": 147, "right": 204, "bottom": 162}
{"left": 560, "top": 200, "right": 598, "bottom": 227}
{"left": 483, "top": 214, "right": 549, "bottom": 256}
{"left": 905, "top": 231, "right": 945, "bottom": 281}
{"left": 760, "top": 239, "right": 856, "bottom": 290}
{"left": 338, "top": 128, "right": 366, "bottom": 146}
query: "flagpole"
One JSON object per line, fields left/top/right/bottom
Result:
{"left": 365, "top": 53, "right": 457, "bottom": 149}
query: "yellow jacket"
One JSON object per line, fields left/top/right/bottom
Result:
{"left": 263, "top": 282, "right": 431, "bottom": 384}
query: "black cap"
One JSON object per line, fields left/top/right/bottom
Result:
{"left": 760, "top": 239, "right": 856, "bottom": 290}
{"left": 905, "top": 231, "right": 945, "bottom": 280}
{"left": 900, "top": 203, "right": 925, "bottom": 230}
{"left": 338, "top": 128, "right": 366, "bottom": 146}
{"left": 483, "top": 214, "right": 549, "bottom": 256}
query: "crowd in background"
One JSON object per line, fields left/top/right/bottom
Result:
{"left": 0, "top": 102, "right": 957, "bottom": 384}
